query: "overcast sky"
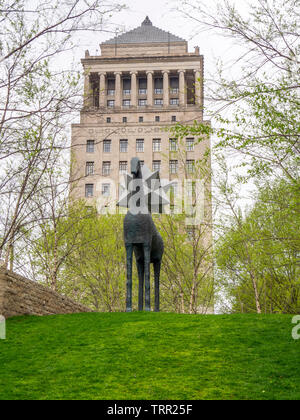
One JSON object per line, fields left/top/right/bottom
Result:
{"left": 65, "top": 0, "right": 256, "bottom": 206}
{"left": 74, "top": 0, "right": 250, "bottom": 79}
{"left": 67, "top": 0, "right": 252, "bottom": 120}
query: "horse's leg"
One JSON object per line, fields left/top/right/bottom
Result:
{"left": 126, "top": 244, "right": 133, "bottom": 312}
{"left": 154, "top": 261, "right": 161, "bottom": 312}
{"left": 143, "top": 244, "right": 151, "bottom": 311}
{"left": 137, "top": 256, "right": 144, "bottom": 311}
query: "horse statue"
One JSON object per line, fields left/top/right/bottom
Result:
{"left": 118, "top": 157, "right": 172, "bottom": 312}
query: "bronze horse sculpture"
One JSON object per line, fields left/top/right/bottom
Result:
{"left": 118, "top": 157, "right": 171, "bottom": 312}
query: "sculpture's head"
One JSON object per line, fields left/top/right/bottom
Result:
{"left": 118, "top": 159, "right": 174, "bottom": 213}
{"left": 131, "top": 157, "right": 141, "bottom": 177}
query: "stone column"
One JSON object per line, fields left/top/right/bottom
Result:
{"left": 99, "top": 72, "right": 106, "bottom": 108}
{"left": 83, "top": 70, "right": 92, "bottom": 108}
{"left": 146, "top": 71, "right": 154, "bottom": 107}
{"left": 163, "top": 70, "right": 169, "bottom": 108}
{"left": 178, "top": 70, "right": 186, "bottom": 107}
{"left": 130, "top": 71, "right": 138, "bottom": 107}
{"left": 194, "top": 69, "right": 202, "bottom": 106}
{"left": 114, "top": 71, "right": 122, "bottom": 108}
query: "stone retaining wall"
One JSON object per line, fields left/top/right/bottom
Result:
{"left": 0, "top": 269, "right": 92, "bottom": 318}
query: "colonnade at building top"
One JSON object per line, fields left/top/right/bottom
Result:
{"left": 84, "top": 68, "right": 202, "bottom": 109}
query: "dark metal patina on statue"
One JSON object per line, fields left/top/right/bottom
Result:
{"left": 118, "top": 157, "right": 171, "bottom": 312}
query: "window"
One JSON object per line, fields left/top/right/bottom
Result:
{"left": 106, "top": 117, "right": 111, "bottom": 123}
{"left": 170, "top": 98, "right": 179, "bottom": 105}
{"left": 187, "top": 181, "right": 195, "bottom": 197}
{"left": 186, "top": 138, "right": 195, "bottom": 152}
{"left": 169, "top": 160, "right": 178, "bottom": 174}
{"left": 102, "top": 183, "right": 110, "bottom": 197}
{"left": 138, "top": 78, "right": 147, "bottom": 95}
{"left": 155, "top": 116, "right": 160, "bottom": 122}
{"left": 86, "top": 162, "right": 94, "bottom": 176}
{"left": 187, "top": 227, "right": 195, "bottom": 241}
{"left": 107, "top": 79, "right": 115, "bottom": 96}
{"left": 139, "top": 116, "right": 144, "bottom": 123}
{"left": 170, "top": 182, "right": 179, "bottom": 197}
{"left": 103, "top": 140, "right": 111, "bottom": 153}
{"left": 154, "top": 99, "right": 163, "bottom": 106}
{"left": 86, "top": 140, "right": 95, "bottom": 153}
{"left": 154, "top": 77, "right": 163, "bottom": 94}
{"left": 107, "top": 100, "right": 115, "bottom": 108}
{"left": 102, "top": 162, "right": 111, "bottom": 176}
{"left": 136, "top": 139, "right": 144, "bottom": 153}
{"left": 119, "top": 161, "right": 128, "bottom": 174}
{"left": 123, "top": 78, "right": 131, "bottom": 95}
{"left": 186, "top": 160, "right": 195, "bottom": 173}
{"left": 170, "top": 77, "right": 179, "bottom": 91}
{"left": 153, "top": 160, "right": 161, "bottom": 172}
{"left": 85, "top": 184, "right": 94, "bottom": 198}
{"left": 153, "top": 139, "right": 161, "bottom": 152}
{"left": 123, "top": 117, "right": 127, "bottom": 123}
{"left": 172, "top": 115, "right": 177, "bottom": 122}
{"left": 170, "top": 78, "right": 179, "bottom": 94}
{"left": 170, "top": 138, "right": 178, "bottom": 152}
{"left": 169, "top": 182, "right": 179, "bottom": 211}
{"left": 120, "top": 139, "right": 128, "bottom": 153}
{"left": 123, "top": 99, "right": 131, "bottom": 107}
{"left": 139, "top": 100, "right": 147, "bottom": 107}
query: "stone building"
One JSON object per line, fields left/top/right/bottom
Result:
{"left": 71, "top": 16, "right": 211, "bottom": 212}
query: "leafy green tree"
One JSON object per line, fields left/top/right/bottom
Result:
{"left": 157, "top": 214, "right": 214, "bottom": 314}
{"left": 29, "top": 200, "right": 90, "bottom": 290}
{"left": 29, "top": 201, "right": 127, "bottom": 310}
{"left": 61, "top": 213, "right": 127, "bottom": 311}
{"left": 176, "top": 0, "right": 299, "bottom": 182}
{"left": 157, "top": 133, "right": 214, "bottom": 314}
{"left": 172, "top": 0, "right": 299, "bottom": 313}
{"left": 30, "top": 194, "right": 215, "bottom": 313}
{"left": 0, "top": 0, "right": 124, "bottom": 269}
{"left": 216, "top": 179, "right": 300, "bottom": 314}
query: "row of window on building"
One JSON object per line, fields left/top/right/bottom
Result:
{"left": 85, "top": 159, "right": 195, "bottom": 179}
{"left": 86, "top": 138, "right": 195, "bottom": 154}
{"left": 107, "top": 99, "right": 179, "bottom": 108}
{"left": 106, "top": 76, "right": 179, "bottom": 96}
{"left": 85, "top": 172, "right": 196, "bottom": 199}
{"left": 113, "top": 88, "right": 179, "bottom": 95}
{"left": 111, "top": 88, "right": 178, "bottom": 95}
{"left": 106, "top": 115, "right": 177, "bottom": 123}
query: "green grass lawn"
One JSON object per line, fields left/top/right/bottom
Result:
{"left": 0, "top": 312, "right": 299, "bottom": 400}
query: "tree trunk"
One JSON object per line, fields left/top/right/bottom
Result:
{"left": 9, "top": 242, "right": 14, "bottom": 271}
{"left": 189, "top": 281, "right": 196, "bottom": 314}
{"left": 180, "top": 293, "right": 185, "bottom": 313}
{"left": 251, "top": 273, "right": 261, "bottom": 314}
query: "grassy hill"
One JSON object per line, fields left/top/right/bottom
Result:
{"left": 0, "top": 312, "right": 299, "bottom": 400}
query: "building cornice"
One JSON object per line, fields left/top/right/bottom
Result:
{"left": 79, "top": 106, "right": 203, "bottom": 115}
{"left": 71, "top": 119, "right": 211, "bottom": 129}
{"left": 81, "top": 54, "right": 203, "bottom": 66}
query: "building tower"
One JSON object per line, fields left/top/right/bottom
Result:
{"left": 71, "top": 17, "right": 210, "bottom": 212}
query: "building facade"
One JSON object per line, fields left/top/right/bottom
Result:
{"left": 71, "top": 17, "right": 210, "bottom": 211}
